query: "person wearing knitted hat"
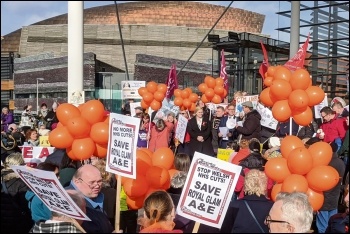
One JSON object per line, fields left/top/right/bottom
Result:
{"left": 263, "top": 137, "right": 282, "bottom": 160}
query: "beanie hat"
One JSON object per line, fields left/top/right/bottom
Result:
{"left": 249, "top": 141, "right": 261, "bottom": 153}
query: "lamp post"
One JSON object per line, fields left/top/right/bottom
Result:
{"left": 36, "top": 78, "right": 44, "bottom": 115}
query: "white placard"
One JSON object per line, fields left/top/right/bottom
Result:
{"left": 175, "top": 114, "right": 188, "bottom": 144}
{"left": 19, "top": 146, "right": 55, "bottom": 165}
{"left": 152, "top": 99, "right": 179, "bottom": 123}
{"left": 106, "top": 113, "right": 140, "bottom": 179}
{"left": 176, "top": 152, "right": 242, "bottom": 228}
{"left": 256, "top": 102, "right": 278, "bottom": 130}
{"left": 129, "top": 102, "right": 141, "bottom": 117}
{"left": 121, "top": 81, "right": 145, "bottom": 99}
{"left": 10, "top": 165, "right": 90, "bottom": 221}
{"left": 219, "top": 127, "right": 229, "bottom": 141}
{"left": 235, "top": 95, "right": 259, "bottom": 116}
{"left": 314, "top": 94, "right": 328, "bottom": 119}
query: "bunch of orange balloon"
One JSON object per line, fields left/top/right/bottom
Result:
{"left": 259, "top": 66, "right": 325, "bottom": 126}
{"left": 48, "top": 100, "right": 109, "bottom": 160}
{"left": 137, "top": 82, "right": 167, "bottom": 111}
{"left": 265, "top": 135, "right": 339, "bottom": 211}
{"left": 198, "top": 76, "right": 228, "bottom": 104}
{"left": 122, "top": 147, "right": 178, "bottom": 209}
{"left": 173, "top": 87, "right": 198, "bottom": 111}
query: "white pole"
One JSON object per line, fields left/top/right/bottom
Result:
{"left": 68, "top": 1, "right": 84, "bottom": 103}
{"left": 36, "top": 79, "right": 39, "bottom": 115}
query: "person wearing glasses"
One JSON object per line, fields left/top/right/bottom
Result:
{"left": 266, "top": 192, "right": 313, "bottom": 233}
{"left": 66, "top": 164, "right": 114, "bottom": 233}
{"left": 218, "top": 104, "right": 239, "bottom": 149}
{"left": 318, "top": 106, "right": 347, "bottom": 151}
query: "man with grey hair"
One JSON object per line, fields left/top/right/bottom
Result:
{"left": 265, "top": 192, "right": 313, "bottom": 233}
{"left": 30, "top": 190, "right": 86, "bottom": 233}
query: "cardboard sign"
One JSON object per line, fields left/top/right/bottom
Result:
{"left": 175, "top": 114, "right": 188, "bottom": 143}
{"left": 151, "top": 99, "right": 179, "bottom": 123}
{"left": 217, "top": 149, "right": 234, "bottom": 162}
{"left": 235, "top": 95, "right": 259, "bottom": 116}
{"left": 176, "top": 152, "right": 242, "bottom": 228}
{"left": 19, "top": 146, "right": 55, "bottom": 165}
{"left": 10, "top": 165, "right": 90, "bottom": 221}
{"left": 255, "top": 102, "right": 278, "bottom": 130}
{"left": 106, "top": 113, "right": 140, "bottom": 179}
{"left": 39, "top": 136, "right": 51, "bottom": 147}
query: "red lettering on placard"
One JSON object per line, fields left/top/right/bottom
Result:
{"left": 22, "top": 146, "right": 33, "bottom": 159}
{"left": 39, "top": 148, "right": 50, "bottom": 158}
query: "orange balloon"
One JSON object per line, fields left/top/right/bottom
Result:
{"left": 281, "top": 174, "right": 309, "bottom": 193}
{"left": 274, "top": 66, "right": 292, "bottom": 82}
{"left": 189, "top": 93, "right": 199, "bottom": 102}
{"left": 181, "top": 90, "right": 190, "bottom": 99}
{"left": 104, "top": 116, "right": 110, "bottom": 124}
{"left": 174, "top": 97, "right": 183, "bottom": 107}
{"left": 265, "top": 157, "right": 291, "bottom": 183}
{"left": 205, "top": 77, "right": 216, "bottom": 88}
{"left": 161, "top": 177, "right": 171, "bottom": 190}
{"left": 56, "top": 122, "right": 64, "bottom": 128}
{"left": 183, "top": 99, "right": 192, "bottom": 109}
{"left": 145, "top": 187, "right": 166, "bottom": 199}
{"left": 152, "top": 147, "right": 174, "bottom": 169}
{"left": 168, "top": 169, "right": 180, "bottom": 179}
{"left": 184, "top": 88, "right": 193, "bottom": 95}
{"left": 306, "top": 187, "right": 324, "bottom": 211}
{"left": 305, "top": 86, "right": 325, "bottom": 106}
{"left": 287, "top": 147, "right": 313, "bottom": 175}
{"left": 157, "top": 84, "right": 168, "bottom": 94}
{"left": 81, "top": 100, "right": 105, "bottom": 125}
{"left": 306, "top": 166, "right": 339, "bottom": 192}
{"left": 215, "top": 77, "right": 224, "bottom": 86}
{"left": 66, "top": 147, "right": 78, "bottom": 160}
{"left": 204, "top": 76, "right": 213, "bottom": 84}
{"left": 72, "top": 137, "right": 96, "bottom": 160}
{"left": 153, "top": 91, "right": 165, "bottom": 102}
{"left": 272, "top": 100, "right": 292, "bottom": 122}
{"left": 126, "top": 195, "right": 145, "bottom": 210}
{"left": 174, "top": 89, "right": 182, "bottom": 97}
{"left": 121, "top": 176, "right": 131, "bottom": 186}
{"left": 221, "top": 89, "right": 228, "bottom": 99}
{"left": 190, "top": 103, "right": 196, "bottom": 112}
{"left": 48, "top": 126, "right": 74, "bottom": 149}
{"left": 288, "top": 89, "right": 309, "bottom": 110}
{"left": 93, "top": 143, "right": 108, "bottom": 158}
{"left": 141, "top": 99, "right": 150, "bottom": 109}
{"left": 264, "top": 77, "right": 273, "bottom": 87}
{"left": 292, "top": 107, "right": 313, "bottom": 127}
{"left": 212, "top": 94, "right": 222, "bottom": 104}
{"left": 56, "top": 103, "right": 81, "bottom": 126}
{"left": 205, "top": 88, "right": 215, "bottom": 99}
{"left": 77, "top": 103, "right": 85, "bottom": 113}
{"left": 66, "top": 116, "right": 91, "bottom": 139}
{"left": 139, "top": 148, "right": 153, "bottom": 158}
{"left": 138, "top": 87, "right": 148, "bottom": 97}
{"left": 143, "top": 92, "right": 154, "bottom": 103}
{"left": 267, "top": 66, "right": 277, "bottom": 77}
{"left": 270, "top": 79, "right": 292, "bottom": 100}
{"left": 271, "top": 183, "right": 282, "bottom": 202}
{"left": 90, "top": 122, "right": 109, "bottom": 145}
{"left": 259, "top": 88, "right": 275, "bottom": 107}
{"left": 198, "top": 83, "right": 208, "bottom": 93}
{"left": 146, "top": 81, "right": 158, "bottom": 93}
{"left": 280, "top": 135, "right": 304, "bottom": 159}
{"left": 290, "top": 69, "right": 311, "bottom": 90}
{"left": 146, "top": 166, "right": 170, "bottom": 188}
{"left": 150, "top": 100, "right": 162, "bottom": 111}
{"left": 136, "top": 150, "right": 153, "bottom": 176}
{"left": 308, "top": 142, "right": 333, "bottom": 167}
{"left": 201, "top": 94, "right": 210, "bottom": 103}
{"left": 123, "top": 174, "right": 149, "bottom": 198}
{"left": 214, "top": 86, "right": 224, "bottom": 96}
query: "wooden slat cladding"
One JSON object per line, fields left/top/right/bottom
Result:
{"left": 1, "top": 80, "right": 14, "bottom": 90}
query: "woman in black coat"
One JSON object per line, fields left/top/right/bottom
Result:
{"left": 187, "top": 107, "right": 214, "bottom": 159}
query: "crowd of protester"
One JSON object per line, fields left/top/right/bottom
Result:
{"left": 1, "top": 92, "right": 349, "bottom": 233}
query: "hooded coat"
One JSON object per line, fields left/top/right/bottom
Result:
{"left": 236, "top": 110, "right": 262, "bottom": 140}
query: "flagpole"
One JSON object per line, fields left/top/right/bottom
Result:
{"left": 177, "top": 1, "right": 234, "bottom": 77}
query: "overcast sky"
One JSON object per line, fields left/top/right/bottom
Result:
{"left": 1, "top": 1, "right": 312, "bottom": 42}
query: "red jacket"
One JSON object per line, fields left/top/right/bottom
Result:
{"left": 148, "top": 121, "right": 173, "bottom": 152}
{"left": 319, "top": 115, "right": 347, "bottom": 143}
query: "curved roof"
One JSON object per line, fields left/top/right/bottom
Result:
{"left": 1, "top": 1, "right": 265, "bottom": 53}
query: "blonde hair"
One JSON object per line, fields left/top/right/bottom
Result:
{"left": 142, "top": 190, "right": 174, "bottom": 226}
{"left": 244, "top": 169, "right": 267, "bottom": 196}
{"left": 194, "top": 106, "right": 203, "bottom": 114}
{"left": 4, "top": 152, "right": 25, "bottom": 169}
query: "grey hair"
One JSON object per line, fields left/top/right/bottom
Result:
{"left": 276, "top": 192, "right": 313, "bottom": 233}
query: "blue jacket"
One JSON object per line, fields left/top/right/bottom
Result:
{"left": 25, "top": 190, "right": 51, "bottom": 222}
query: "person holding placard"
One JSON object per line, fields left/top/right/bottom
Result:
{"left": 187, "top": 107, "right": 214, "bottom": 158}
{"left": 30, "top": 190, "right": 86, "bottom": 233}
{"left": 235, "top": 101, "right": 262, "bottom": 141}
{"left": 138, "top": 190, "right": 182, "bottom": 233}
{"left": 66, "top": 164, "right": 114, "bottom": 233}
{"left": 218, "top": 104, "right": 239, "bottom": 149}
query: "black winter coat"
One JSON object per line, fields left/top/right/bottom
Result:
{"left": 236, "top": 110, "right": 262, "bottom": 140}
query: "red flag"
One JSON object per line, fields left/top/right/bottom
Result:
{"left": 220, "top": 49, "right": 228, "bottom": 92}
{"left": 259, "top": 41, "right": 269, "bottom": 80}
{"left": 284, "top": 34, "right": 310, "bottom": 71}
{"left": 165, "top": 64, "right": 178, "bottom": 99}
